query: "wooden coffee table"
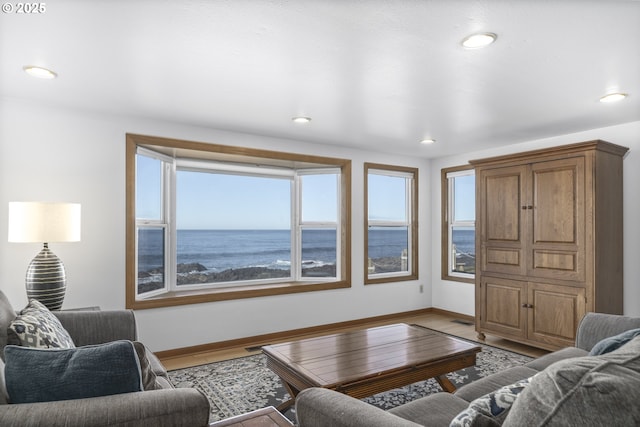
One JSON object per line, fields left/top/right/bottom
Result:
{"left": 262, "top": 323, "right": 481, "bottom": 411}
{"left": 209, "top": 406, "right": 292, "bottom": 426}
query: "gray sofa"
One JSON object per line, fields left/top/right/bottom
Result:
{"left": 296, "top": 312, "right": 640, "bottom": 426}
{"left": 0, "top": 291, "right": 210, "bottom": 427}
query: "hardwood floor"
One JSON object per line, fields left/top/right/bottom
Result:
{"left": 160, "top": 310, "right": 549, "bottom": 371}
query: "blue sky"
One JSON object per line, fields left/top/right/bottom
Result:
{"left": 136, "top": 155, "right": 339, "bottom": 229}
{"left": 137, "top": 154, "right": 475, "bottom": 229}
{"left": 368, "top": 173, "right": 408, "bottom": 222}
{"left": 453, "top": 174, "right": 475, "bottom": 221}
{"left": 176, "top": 171, "right": 337, "bottom": 229}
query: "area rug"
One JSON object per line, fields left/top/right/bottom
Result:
{"left": 168, "top": 329, "right": 533, "bottom": 424}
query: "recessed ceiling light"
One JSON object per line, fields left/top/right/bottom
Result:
{"left": 420, "top": 138, "right": 436, "bottom": 145}
{"left": 599, "top": 92, "right": 628, "bottom": 103}
{"left": 292, "top": 116, "right": 311, "bottom": 124}
{"left": 461, "top": 32, "right": 497, "bottom": 49}
{"left": 23, "top": 65, "right": 57, "bottom": 79}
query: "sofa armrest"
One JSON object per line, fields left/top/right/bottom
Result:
{"left": 576, "top": 312, "right": 640, "bottom": 351}
{"left": 0, "top": 388, "right": 210, "bottom": 427}
{"left": 53, "top": 310, "right": 137, "bottom": 346}
{"left": 295, "top": 388, "right": 421, "bottom": 427}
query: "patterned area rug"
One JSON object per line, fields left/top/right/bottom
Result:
{"left": 168, "top": 329, "right": 533, "bottom": 424}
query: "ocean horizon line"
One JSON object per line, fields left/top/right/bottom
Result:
{"left": 175, "top": 228, "right": 406, "bottom": 231}
{"left": 177, "top": 228, "right": 289, "bottom": 231}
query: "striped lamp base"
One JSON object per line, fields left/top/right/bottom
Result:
{"left": 25, "top": 245, "right": 67, "bottom": 311}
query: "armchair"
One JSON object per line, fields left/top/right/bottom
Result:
{"left": 0, "top": 291, "right": 210, "bottom": 427}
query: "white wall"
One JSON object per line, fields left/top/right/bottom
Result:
{"left": 0, "top": 97, "right": 431, "bottom": 352}
{"left": 3, "top": 96, "right": 637, "bottom": 352}
{"left": 430, "top": 121, "right": 640, "bottom": 317}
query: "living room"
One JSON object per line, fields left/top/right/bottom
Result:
{"left": 1, "top": 1, "right": 640, "bottom": 424}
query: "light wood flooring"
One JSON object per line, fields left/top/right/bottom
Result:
{"left": 160, "top": 311, "right": 549, "bottom": 371}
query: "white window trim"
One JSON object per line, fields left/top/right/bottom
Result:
{"left": 135, "top": 154, "right": 341, "bottom": 299}
{"left": 296, "top": 168, "right": 341, "bottom": 282}
{"left": 446, "top": 169, "right": 475, "bottom": 279}
{"left": 135, "top": 147, "right": 175, "bottom": 298}
{"left": 367, "top": 168, "right": 414, "bottom": 280}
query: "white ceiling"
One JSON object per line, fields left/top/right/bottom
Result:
{"left": 1, "top": 0, "right": 639, "bottom": 158}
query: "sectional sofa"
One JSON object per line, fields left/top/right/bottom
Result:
{"left": 0, "top": 291, "right": 210, "bottom": 427}
{"left": 295, "top": 312, "right": 640, "bottom": 426}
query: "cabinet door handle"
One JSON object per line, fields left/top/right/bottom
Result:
{"left": 521, "top": 303, "right": 534, "bottom": 308}
{"left": 527, "top": 205, "right": 533, "bottom": 210}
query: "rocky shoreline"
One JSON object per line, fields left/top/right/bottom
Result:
{"left": 138, "top": 256, "right": 464, "bottom": 293}
{"left": 138, "top": 262, "right": 338, "bottom": 294}
{"left": 138, "top": 254, "right": 475, "bottom": 294}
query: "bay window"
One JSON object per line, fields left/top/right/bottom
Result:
{"left": 126, "top": 134, "right": 351, "bottom": 309}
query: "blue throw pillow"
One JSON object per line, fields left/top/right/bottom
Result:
{"left": 4, "top": 340, "right": 143, "bottom": 403}
{"left": 589, "top": 328, "right": 640, "bottom": 356}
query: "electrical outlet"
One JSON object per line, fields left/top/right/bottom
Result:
{"left": 419, "top": 284, "right": 423, "bottom": 293}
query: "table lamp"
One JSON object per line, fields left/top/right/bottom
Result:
{"left": 8, "top": 202, "right": 81, "bottom": 310}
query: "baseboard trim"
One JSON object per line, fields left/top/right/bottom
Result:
{"left": 429, "top": 307, "right": 475, "bottom": 324}
{"left": 156, "top": 307, "right": 451, "bottom": 360}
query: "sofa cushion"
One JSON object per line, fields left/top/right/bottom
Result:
{"left": 132, "top": 341, "right": 164, "bottom": 390}
{"left": 388, "top": 392, "right": 469, "bottom": 426}
{"left": 588, "top": 328, "right": 640, "bottom": 355}
{"left": 503, "top": 336, "right": 640, "bottom": 426}
{"left": 454, "top": 365, "right": 537, "bottom": 402}
{"left": 576, "top": 312, "right": 640, "bottom": 352}
{"left": 4, "top": 340, "right": 143, "bottom": 403}
{"left": 524, "top": 346, "right": 587, "bottom": 371}
{"left": 0, "top": 357, "right": 7, "bottom": 405}
{"left": 7, "top": 299, "right": 75, "bottom": 349}
{"left": 449, "top": 376, "right": 532, "bottom": 427}
{"left": 0, "top": 291, "right": 17, "bottom": 359}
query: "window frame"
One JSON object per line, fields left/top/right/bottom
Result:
{"left": 364, "top": 163, "right": 418, "bottom": 285}
{"left": 173, "top": 161, "right": 296, "bottom": 291}
{"left": 126, "top": 133, "right": 352, "bottom": 309}
{"left": 441, "top": 165, "right": 475, "bottom": 284}
{"left": 134, "top": 147, "right": 175, "bottom": 298}
{"left": 296, "top": 169, "right": 341, "bottom": 280}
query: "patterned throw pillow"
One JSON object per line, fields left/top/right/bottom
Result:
{"left": 7, "top": 300, "right": 75, "bottom": 348}
{"left": 450, "top": 376, "right": 534, "bottom": 427}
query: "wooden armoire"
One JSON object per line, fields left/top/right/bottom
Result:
{"left": 470, "top": 140, "right": 628, "bottom": 350}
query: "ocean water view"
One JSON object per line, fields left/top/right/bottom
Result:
{"left": 138, "top": 229, "right": 339, "bottom": 274}
{"left": 137, "top": 228, "right": 476, "bottom": 290}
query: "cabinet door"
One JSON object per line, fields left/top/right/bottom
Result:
{"left": 478, "top": 165, "right": 528, "bottom": 276}
{"left": 527, "top": 282, "right": 586, "bottom": 348}
{"left": 528, "top": 157, "right": 585, "bottom": 281}
{"left": 478, "top": 276, "right": 527, "bottom": 340}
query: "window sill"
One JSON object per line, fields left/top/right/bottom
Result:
{"left": 441, "top": 274, "right": 475, "bottom": 284}
{"left": 127, "top": 279, "right": 351, "bottom": 310}
{"left": 365, "top": 273, "right": 418, "bottom": 285}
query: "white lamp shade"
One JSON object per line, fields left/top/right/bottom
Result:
{"left": 8, "top": 202, "right": 81, "bottom": 243}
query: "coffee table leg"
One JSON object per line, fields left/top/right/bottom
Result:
{"left": 435, "top": 375, "right": 456, "bottom": 393}
{"left": 276, "top": 381, "right": 299, "bottom": 412}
